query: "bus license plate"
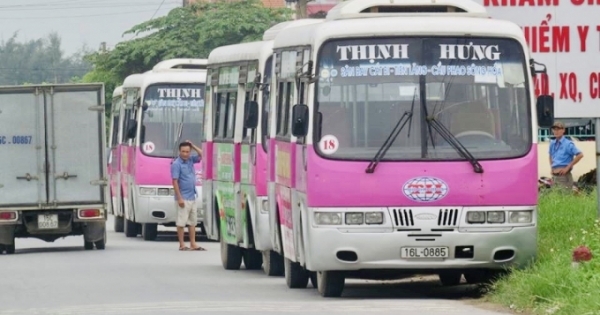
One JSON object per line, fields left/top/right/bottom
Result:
{"left": 401, "top": 247, "right": 449, "bottom": 259}
{"left": 38, "top": 214, "right": 59, "bottom": 229}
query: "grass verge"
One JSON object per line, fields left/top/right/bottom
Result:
{"left": 486, "top": 189, "right": 600, "bottom": 315}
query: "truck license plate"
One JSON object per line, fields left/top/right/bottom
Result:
{"left": 38, "top": 214, "right": 59, "bottom": 229}
{"left": 401, "top": 246, "right": 449, "bottom": 259}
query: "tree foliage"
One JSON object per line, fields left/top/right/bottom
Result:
{"left": 0, "top": 32, "right": 91, "bottom": 85}
{"left": 83, "top": 0, "right": 293, "bottom": 100}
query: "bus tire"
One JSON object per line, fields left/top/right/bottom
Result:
{"left": 142, "top": 223, "right": 158, "bottom": 241}
{"left": 317, "top": 271, "right": 344, "bottom": 297}
{"left": 124, "top": 218, "right": 137, "bottom": 238}
{"left": 113, "top": 215, "right": 124, "bottom": 233}
{"left": 262, "top": 250, "right": 284, "bottom": 276}
{"left": 284, "top": 258, "right": 309, "bottom": 289}
{"left": 220, "top": 237, "right": 242, "bottom": 270}
{"left": 310, "top": 272, "right": 318, "bottom": 289}
{"left": 438, "top": 271, "right": 463, "bottom": 286}
{"left": 243, "top": 248, "right": 263, "bottom": 270}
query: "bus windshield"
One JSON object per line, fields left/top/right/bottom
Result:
{"left": 141, "top": 83, "right": 205, "bottom": 158}
{"left": 316, "top": 37, "right": 531, "bottom": 161}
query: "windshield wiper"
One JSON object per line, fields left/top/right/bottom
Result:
{"left": 425, "top": 116, "right": 484, "bottom": 174}
{"left": 365, "top": 88, "right": 417, "bottom": 174}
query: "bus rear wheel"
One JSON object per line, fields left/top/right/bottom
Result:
{"left": 284, "top": 258, "right": 309, "bottom": 289}
{"left": 220, "top": 237, "right": 242, "bottom": 270}
{"left": 262, "top": 250, "right": 284, "bottom": 276}
{"left": 243, "top": 248, "right": 263, "bottom": 270}
{"left": 317, "top": 271, "right": 344, "bottom": 297}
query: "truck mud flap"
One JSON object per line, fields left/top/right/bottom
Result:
{"left": 83, "top": 221, "right": 106, "bottom": 243}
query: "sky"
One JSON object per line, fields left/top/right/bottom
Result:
{"left": 0, "top": 0, "right": 182, "bottom": 56}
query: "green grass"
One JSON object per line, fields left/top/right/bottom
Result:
{"left": 486, "top": 189, "right": 600, "bottom": 315}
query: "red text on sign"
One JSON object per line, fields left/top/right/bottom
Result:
{"left": 559, "top": 72, "right": 582, "bottom": 102}
{"left": 591, "top": 73, "right": 600, "bottom": 99}
{"left": 522, "top": 15, "right": 571, "bottom": 53}
{"left": 571, "top": 0, "right": 600, "bottom": 5}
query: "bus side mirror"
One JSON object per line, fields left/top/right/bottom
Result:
{"left": 291, "top": 104, "right": 309, "bottom": 137}
{"left": 536, "top": 94, "right": 554, "bottom": 128}
{"left": 244, "top": 100, "right": 259, "bottom": 129}
{"left": 126, "top": 120, "right": 137, "bottom": 139}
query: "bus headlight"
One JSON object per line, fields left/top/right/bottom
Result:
{"left": 466, "top": 211, "right": 486, "bottom": 223}
{"left": 139, "top": 187, "right": 156, "bottom": 195}
{"left": 345, "top": 212, "right": 364, "bottom": 225}
{"left": 487, "top": 211, "right": 505, "bottom": 223}
{"left": 314, "top": 212, "right": 342, "bottom": 225}
{"left": 365, "top": 212, "right": 384, "bottom": 224}
{"left": 509, "top": 210, "right": 532, "bottom": 223}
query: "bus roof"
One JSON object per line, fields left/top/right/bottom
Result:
{"left": 140, "top": 69, "right": 207, "bottom": 94}
{"left": 207, "top": 40, "right": 273, "bottom": 66}
{"left": 152, "top": 58, "right": 208, "bottom": 71}
{"left": 112, "top": 85, "right": 123, "bottom": 98}
{"left": 122, "top": 73, "right": 145, "bottom": 89}
{"left": 262, "top": 19, "right": 325, "bottom": 41}
{"left": 272, "top": 15, "right": 525, "bottom": 50}
{"left": 325, "top": 0, "right": 488, "bottom": 21}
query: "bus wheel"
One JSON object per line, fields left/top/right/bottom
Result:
{"left": 262, "top": 250, "right": 284, "bottom": 276}
{"left": 243, "top": 248, "right": 263, "bottom": 270}
{"left": 142, "top": 223, "right": 158, "bottom": 241}
{"left": 220, "top": 237, "right": 242, "bottom": 270}
{"left": 124, "top": 218, "right": 138, "bottom": 238}
{"left": 310, "top": 272, "right": 318, "bottom": 289}
{"left": 317, "top": 271, "right": 344, "bottom": 297}
{"left": 284, "top": 258, "right": 309, "bottom": 289}
{"left": 438, "top": 271, "right": 463, "bottom": 286}
{"left": 113, "top": 215, "right": 124, "bottom": 233}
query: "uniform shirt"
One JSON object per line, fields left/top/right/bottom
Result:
{"left": 171, "top": 154, "right": 201, "bottom": 201}
{"left": 549, "top": 137, "right": 581, "bottom": 169}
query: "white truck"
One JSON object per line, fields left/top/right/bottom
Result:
{"left": 0, "top": 83, "right": 108, "bottom": 254}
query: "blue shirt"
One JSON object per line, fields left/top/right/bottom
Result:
{"left": 549, "top": 137, "right": 581, "bottom": 169}
{"left": 171, "top": 155, "right": 201, "bottom": 201}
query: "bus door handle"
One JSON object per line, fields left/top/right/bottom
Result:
{"left": 17, "top": 173, "right": 39, "bottom": 181}
{"left": 55, "top": 172, "right": 78, "bottom": 180}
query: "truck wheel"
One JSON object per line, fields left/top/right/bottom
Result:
{"left": 220, "top": 237, "right": 242, "bottom": 270}
{"left": 84, "top": 240, "right": 94, "bottom": 250}
{"left": 124, "top": 218, "right": 138, "bottom": 238}
{"left": 242, "top": 248, "right": 263, "bottom": 270}
{"left": 438, "top": 271, "right": 463, "bottom": 286}
{"left": 113, "top": 215, "right": 124, "bottom": 233}
{"left": 284, "top": 258, "right": 309, "bottom": 289}
{"left": 317, "top": 271, "right": 345, "bottom": 297}
{"left": 262, "top": 250, "right": 284, "bottom": 276}
{"left": 95, "top": 238, "right": 106, "bottom": 250}
{"left": 142, "top": 223, "right": 158, "bottom": 241}
{"left": 5, "top": 243, "right": 15, "bottom": 255}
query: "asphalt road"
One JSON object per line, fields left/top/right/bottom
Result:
{"left": 0, "top": 216, "right": 512, "bottom": 315}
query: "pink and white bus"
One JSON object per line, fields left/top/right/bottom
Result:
{"left": 116, "top": 59, "right": 208, "bottom": 240}
{"left": 107, "top": 85, "right": 123, "bottom": 230}
{"left": 202, "top": 20, "right": 323, "bottom": 275}
{"left": 110, "top": 73, "right": 145, "bottom": 234}
{"left": 267, "top": 0, "right": 555, "bottom": 297}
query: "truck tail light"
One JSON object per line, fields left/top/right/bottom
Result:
{"left": 0, "top": 211, "right": 17, "bottom": 220}
{"left": 79, "top": 209, "right": 101, "bottom": 218}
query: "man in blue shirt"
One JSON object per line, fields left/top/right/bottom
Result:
{"left": 171, "top": 140, "right": 205, "bottom": 251}
{"left": 548, "top": 121, "right": 583, "bottom": 191}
